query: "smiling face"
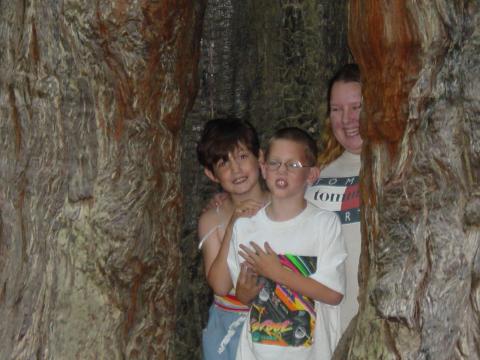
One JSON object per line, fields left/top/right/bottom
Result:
{"left": 205, "top": 143, "right": 261, "bottom": 197}
{"left": 329, "top": 80, "right": 363, "bottom": 154}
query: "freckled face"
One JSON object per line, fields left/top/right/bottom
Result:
{"left": 330, "top": 81, "right": 363, "bottom": 154}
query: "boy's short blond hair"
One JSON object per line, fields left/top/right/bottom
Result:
{"left": 265, "top": 127, "right": 318, "bottom": 166}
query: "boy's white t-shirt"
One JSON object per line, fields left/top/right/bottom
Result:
{"left": 304, "top": 151, "right": 361, "bottom": 332}
{"left": 227, "top": 203, "right": 347, "bottom": 360}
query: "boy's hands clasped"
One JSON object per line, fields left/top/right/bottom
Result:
{"left": 237, "top": 241, "right": 282, "bottom": 304}
{"left": 235, "top": 263, "right": 262, "bottom": 305}
{"left": 239, "top": 242, "right": 282, "bottom": 283}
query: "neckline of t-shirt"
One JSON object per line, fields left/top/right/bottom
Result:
{"left": 340, "top": 150, "right": 361, "bottom": 163}
{"left": 259, "top": 202, "right": 315, "bottom": 228}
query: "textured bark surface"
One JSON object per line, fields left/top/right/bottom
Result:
{"left": 176, "top": 1, "right": 350, "bottom": 358}
{"left": 335, "top": 1, "right": 480, "bottom": 359}
{"left": 0, "top": 1, "right": 204, "bottom": 359}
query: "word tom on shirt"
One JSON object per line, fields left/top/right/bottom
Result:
{"left": 306, "top": 176, "right": 360, "bottom": 225}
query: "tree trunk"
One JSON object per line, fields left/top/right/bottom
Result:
{"left": 0, "top": 1, "right": 204, "bottom": 358}
{"left": 335, "top": 1, "right": 480, "bottom": 359}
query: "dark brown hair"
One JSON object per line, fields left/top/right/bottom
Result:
{"left": 197, "top": 117, "right": 260, "bottom": 172}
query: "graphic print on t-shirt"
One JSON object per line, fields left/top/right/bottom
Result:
{"left": 250, "top": 255, "right": 316, "bottom": 347}
{"left": 309, "top": 176, "right": 360, "bottom": 225}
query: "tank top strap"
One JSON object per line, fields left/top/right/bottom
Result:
{"left": 198, "top": 206, "right": 226, "bottom": 250}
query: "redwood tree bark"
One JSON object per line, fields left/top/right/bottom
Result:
{"left": 0, "top": 1, "right": 204, "bottom": 358}
{"left": 335, "top": 1, "right": 480, "bottom": 359}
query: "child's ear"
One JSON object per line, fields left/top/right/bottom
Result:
{"left": 259, "top": 159, "right": 267, "bottom": 180}
{"left": 258, "top": 149, "right": 265, "bottom": 163}
{"left": 258, "top": 150, "right": 267, "bottom": 179}
{"left": 204, "top": 168, "right": 220, "bottom": 183}
{"left": 307, "top": 166, "right": 320, "bottom": 185}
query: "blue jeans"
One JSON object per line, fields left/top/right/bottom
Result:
{"left": 202, "top": 304, "right": 246, "bottom": 360}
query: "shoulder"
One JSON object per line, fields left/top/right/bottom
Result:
{"left": 305, "top": 202, "right": 335, "bottom": 218}
{"left": 198, "top": 207, "right": 222, "bottom": 239}
{"left": 320, "top": 152, "right": 360, "bottom": 178}
{"left": 304, "top": 207, "right": 345, "bottom": 254}
{"left": 305, "top": 204, "right": 341, "bottom": 229}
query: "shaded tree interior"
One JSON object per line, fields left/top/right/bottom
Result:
{"left": 176, "top": 1, "right": 350, "bottom": 358}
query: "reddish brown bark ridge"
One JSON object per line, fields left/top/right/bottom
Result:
{"left": 337, "top": 1, "right": 480, "bottom": 359}
{"left": 349, "top": 1, "right": 421, "bottom": 149}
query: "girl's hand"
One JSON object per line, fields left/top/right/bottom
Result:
{"left": 235, "top": 263, "right": 262, "bottom": 305}
{"left": 230, "top": 199, "right": 264, "bottom": 223}
{"left": 238, "top": 242, "right": 282, "bottom": 282}
{"left": 202, "top": 192, "right": 229, "bottom": 213}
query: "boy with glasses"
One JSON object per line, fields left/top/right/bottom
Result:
{"left": 225, "top": 127, "right": 347, "bottom": 360}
